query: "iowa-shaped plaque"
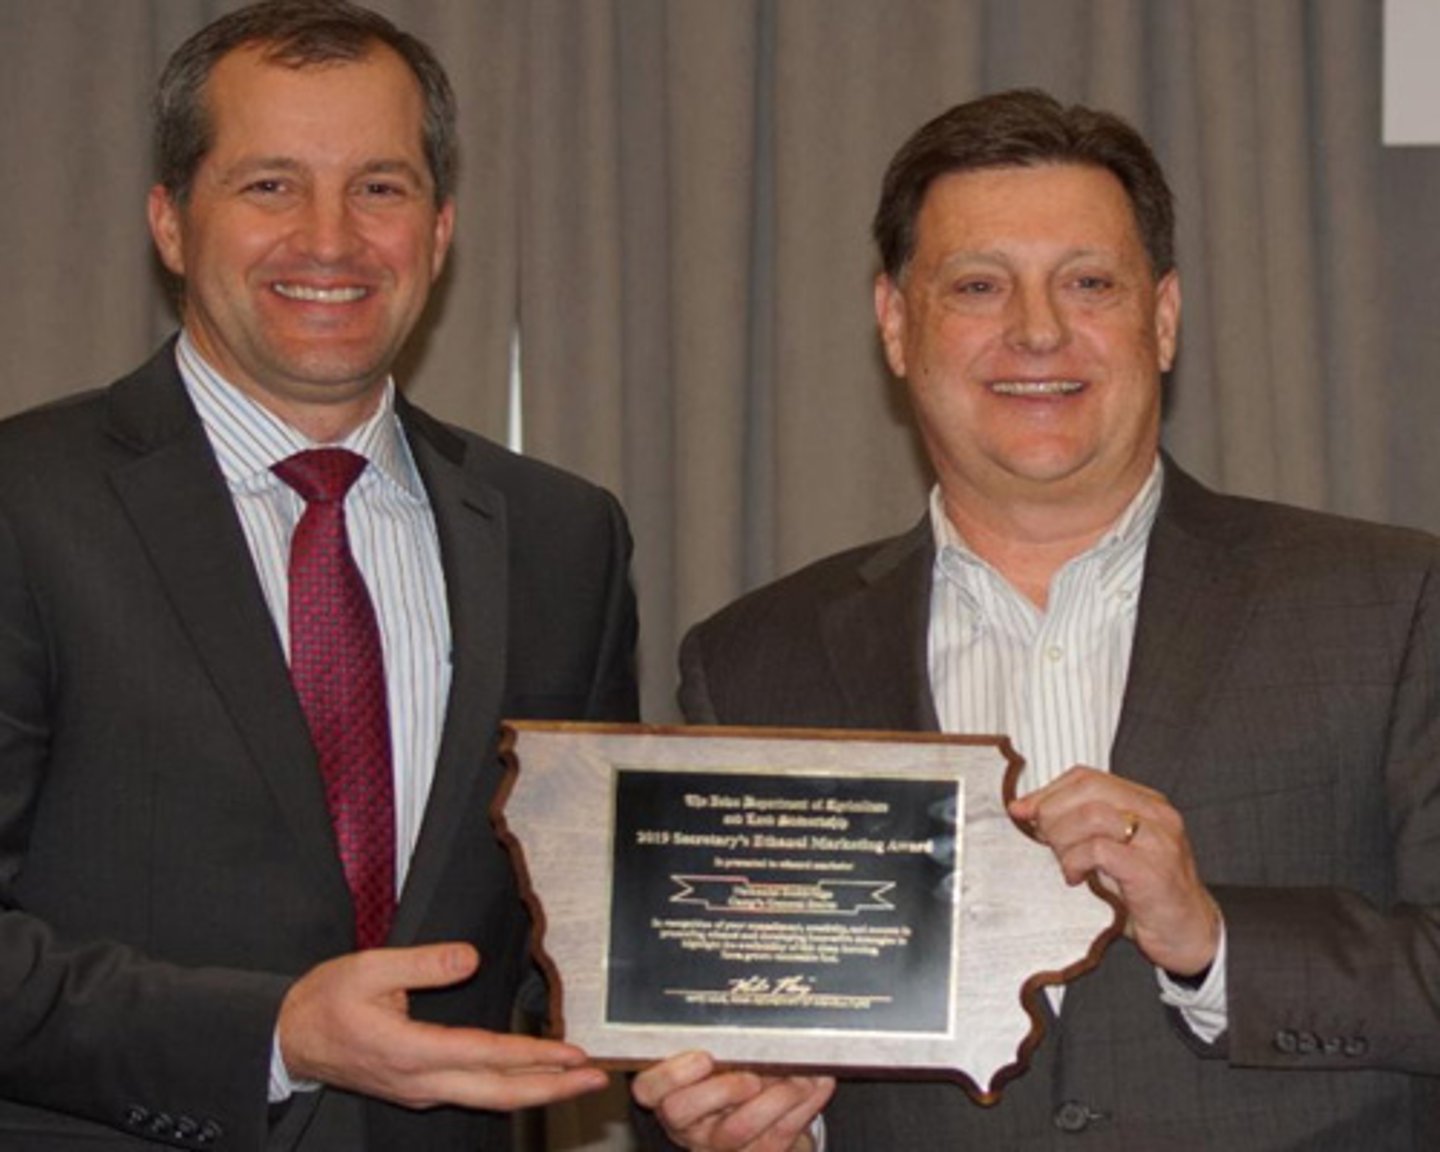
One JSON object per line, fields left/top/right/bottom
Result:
{"left": 495, "top": 722, "right": 1121, "bottom": 1103}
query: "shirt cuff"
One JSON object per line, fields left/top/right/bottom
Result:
{"left": 1155, "top": 919, "right": 1228, "bottom": 1044}
{"left": 269, "top": 1027, "right": 321, "bottom": 1103}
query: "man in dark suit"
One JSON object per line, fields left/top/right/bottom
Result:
{"left": 0, "top": 2, "right": 635, "bottom": 1149}
{"left": 633, "top": 90, "right": 1440, "bottom": 1150}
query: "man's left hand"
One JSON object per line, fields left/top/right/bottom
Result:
{"left": 1009, "top": 766, "right": 1220, "bottom": 978}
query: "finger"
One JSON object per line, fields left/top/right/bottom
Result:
{"left": 354, "top": 942, "right": 481, "bottom": 995}
{"left": 728, "top": 1077, "right": 835, "bottom": 1152}
{"left": 346, "top": 1022, "right": 605, "bottom": 1110}
{"left": 1028, "top": 775, "right": 1173, "bottom": 854}
{"left": 412, "top": 1064, "right": 610, "bottom": 1111}
{"left": 385, "top": 1018, "right": 596, "bottom": 1074}
{"left": 1053, "top": 829, "right": 1149, "bottom": 887}
{"left": 780, "top": 1078, "right": 837, "bottom": 1151}
{"left": 632, "top": 1050, "right": 717, "bottom": 1109}
{"left": 1029, "top": 798, "right": 1133, "bottom": 856}
{"left": 1009, "top": 764, "right": 1112, "bottom": 828}
{"left": 660, "top": 1068, "right": 767, "bottom": 1135}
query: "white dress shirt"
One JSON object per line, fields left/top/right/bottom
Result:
{"left": 927, "top": 460, "right": 1226, "bottom": 1040}
{"left": 176, "top": 334, "right": 453, "bottom": 1097}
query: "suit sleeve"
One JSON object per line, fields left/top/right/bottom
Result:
{"left": 676, "top": 626, "right": 720, "bottom": 724}
{"left": 1219, "top": 555, "right": 1440, "bottom": 1076}
{"left": 0, "top": 502, "right": 289, "bottom": 1150}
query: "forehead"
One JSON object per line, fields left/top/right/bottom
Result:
{"left": 201, "top": 42, "right": 428, "bottom": 165}
{"left": 914, "top": 163, "right": 1146, "bottom": 264}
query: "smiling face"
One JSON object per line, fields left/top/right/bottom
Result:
{"left": 876, "top": 163, "right": 1179, "bottom": 529}
{"left": 148, "top": 42, "right": 454, "bottom": 440}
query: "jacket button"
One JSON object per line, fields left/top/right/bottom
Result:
{"left": 146, "top": 1112, "right": 175, "bottom": 1137}
{"left": 123, "top": 1105, "right": 149, "bottom": 1128}
{"left": 1273, "top": 1029, "right": 1298, "bottom": 1054}
{"left": 1296, "top": 1031, "right": 1319, "bottom": 1055}
{"left": 1321, "top": 1036, "right": 1342, "bottom": 1056}
{"left": 196, "top": 1119, "right": 225, "bottom": 1146}
{"left": 175, "top": 1116, "right": 199, "bottom": 1139}
{"left": 1343, "top": 1037, "right": 1369, "bottom": 1058}
{"left": 1053, "top": 1101, "right": 1095, "bottom": 1133}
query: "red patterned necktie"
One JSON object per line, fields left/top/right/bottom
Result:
{"left": 273, "top": 448, "right": 395, "bottom": 950}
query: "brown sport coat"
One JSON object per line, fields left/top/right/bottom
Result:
{"left": 677, "top": 461, "right": 1440, "bottom": 1151}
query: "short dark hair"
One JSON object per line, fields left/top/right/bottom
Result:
{"left": 872, "top": 88, "right": 1175, "bottom": 281}
{"left": 154, "top": 0, "right": 457, "bottom": 206}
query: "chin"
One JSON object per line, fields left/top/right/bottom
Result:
{"left": 272, "top": 348, "right": 391, "bottom": 389}
{"left": 996, "top": 445, "right": 1096, "bottom": 484}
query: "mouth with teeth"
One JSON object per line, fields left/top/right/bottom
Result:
{"left": 272, "top": 283, "right": 369, "bottom": 304}
{"left": 989, "top": 380, "right": 1085, "bottom": 396}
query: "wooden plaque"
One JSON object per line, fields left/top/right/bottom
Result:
{"left": 495, "top": 722, "right": 1121, "bottom": 1103}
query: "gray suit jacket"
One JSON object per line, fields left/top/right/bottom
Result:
{"left": 676, "top": 462, "right": 1440, "bottom": 1150}
{"left": 0, "top": 342, "right": 638, "bottom": 1151}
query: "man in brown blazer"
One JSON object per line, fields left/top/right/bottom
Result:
{"left": 0, "top": 3, "right": 634, "bottom": 1149}
{"left": 633, "top": 90, "right": 1440, "bottom": 1150}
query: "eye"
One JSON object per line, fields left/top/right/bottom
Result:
{"left": 356, "top": 177, "right": 417, "bottom": 201}
{"left": 952, "top": 278, "right": 999, "bottom": 296}
{"left": 243, "top": 178, "right": 288, "bottom": 196}
{"left": 1072, "top": 274, "right": 1114, "bottom": 292}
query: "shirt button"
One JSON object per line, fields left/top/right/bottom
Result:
{"left": 1045, "top": 645, "right": 1064, "bottom": 662}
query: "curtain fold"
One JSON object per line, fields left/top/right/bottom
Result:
{"left": 0, "top": 0, "right": 1405, "bottom": 719}
{"left": 515, "top": 0, "right": 1398, "bottom": 732}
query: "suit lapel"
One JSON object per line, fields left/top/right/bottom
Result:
{"left": 103, "top": 348, "right": 351, "bottom": 919}
{"left": 820, "top": 518, "right": 940, "bottom": 733}
{"left": 388, "top": 403, "right": 508, "bottom": 942}
{"left": 1110, "top": 463, "right": 1263, "bottom": 797}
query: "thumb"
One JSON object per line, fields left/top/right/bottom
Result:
{"left": 363, "top": 942, "right": 482, "bottom": 994}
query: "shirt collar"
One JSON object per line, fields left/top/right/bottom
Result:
{"left": 175, "top": 331, "right": 421, "bottom": 499}
{"left": 930, "top": 458, "right": 1164, "bottom": 583}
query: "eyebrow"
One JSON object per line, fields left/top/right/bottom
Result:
{"left": 214, "top": 156, "right": 304, "bottom": 186}
{"left": 354, "top": 159, "right": 430, "bottom": 186}
{"left": 215, "top": 156, "right": 430, "bottom": 188}
{"left": 933, "top": 246, "right": 1124, "bottom": 273}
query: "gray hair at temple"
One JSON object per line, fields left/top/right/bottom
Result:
{"left": 872, "top": 89, "right": 1175, "bottom": 282}
{"left": 154, "top": 0, "right": 458, "bottom": 206}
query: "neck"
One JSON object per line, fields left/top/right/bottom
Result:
{"left": 280, "top": 401, "right": 379, "bottom": 445}
{"left": 939, "top": 466, "right": 1154, "bottom": 609}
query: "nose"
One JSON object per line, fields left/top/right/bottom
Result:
{"left": 1005, "top": 282, "right": 1067, "bottom": 353}
{"left": 293, "top": 192, "right": 361, "bottom": 263}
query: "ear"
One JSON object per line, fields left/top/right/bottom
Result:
{"left": 874, "top": 273, "right": 909, "bottom": 378}
{"left": 147, "top": 185, "right": 187, "bottom": 278}
{"left": 430, "top": 198, "right": 456, "bottom": 281}
{"left": 1154, "top": 270, "right": 1181, "bottom": 373}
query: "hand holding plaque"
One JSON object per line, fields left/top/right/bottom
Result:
{"left": 495, "top": 723, "right": 1121, "bottom": 1103}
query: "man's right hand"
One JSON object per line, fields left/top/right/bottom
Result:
{"left": 632, "top": 1050, "right": 833, "bottom": 1152}
{"left": 277, "top": 942, "right": 608, "bottom": 1111}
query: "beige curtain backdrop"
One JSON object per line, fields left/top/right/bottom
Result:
{"left": 4, "top": 2, "right": 1440, "bottom": 1150}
